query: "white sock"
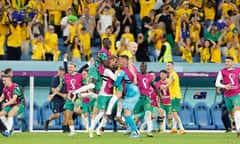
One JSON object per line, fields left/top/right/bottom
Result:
{"left": 175, "top": 116, "right": 184, "bottom": 130}
{"left": 172, "top": 117, "right": 176, "bottom": 129}
{"left": 0, "top": 116, "right": 8, "bottom": 128}
{"left": 106, "top": 96, "right": 118, "bottom": 115}
{"left": 145, "top": 111, "right": 152, "bottom": 132}
{"left": 234, "top": 111, "right": 240, "bottom": 131}
{"left": 7, "top": 117, "right": 13, "bottom": 132}
{"left": 97, "top": 116, "right": 107, "bottom": 130}
{"left": 69, "top": 125, "right": 75, "bottom": 133}
{"left": 140, "top": 121, "right": 147, "bottom": 131}
{"left": 116, "top": 99, "right": 123, "bottom": 117}
{"left": 90, "top": 112, "right": 104, "bottom": 130}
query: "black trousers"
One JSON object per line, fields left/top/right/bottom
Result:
{"left": 7, "top": 46, "right": 21, "bottom": 60}
{"left": 222, "top": 108, "right": 231, "bottom": 131}
{"left": 45, "top": 53, "right": 54, "bottom": 61}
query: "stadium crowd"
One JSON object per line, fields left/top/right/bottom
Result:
{"left": 0, "top": 0, "right": 240, "bottom": 63}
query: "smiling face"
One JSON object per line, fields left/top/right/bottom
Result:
{"left": 128, "top": 42, "right": 138, "bottom": 55}
{"left": 225, "top": 57, "right": 234, "bottom": 69}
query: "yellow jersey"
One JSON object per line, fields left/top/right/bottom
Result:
{"left": 79, "top": 32, "right": 91, "bottom": 55}
{"left": 87, "top": 3, "right": 100, "bottom": 18}
{"left": 48, "top": 10, "right": 62, "bottom": 25}
{"left": 221, "top": 3, "right": 235, "bottom": 18}
{"left": 181, "top": 46, "right": 193, "bottom": 63}
{"left": 31, "top": 39, "right": 44, "bottom": 60}
{"left": 0, "top": 35, "right": 5, "bottom": 55}
{"left": 139, "top": 0, "right": 155, "bottom": 19}
{"left": 199, "top": 47, "right": 210, "bottom": 63}
{"left": 169, "top": 71, "right": 182, "bottom": 99}
{"left": 190, "top": 22, "right": 201, "bottom": 43}
{"left": 69, "top": 24, "right": 83, "bottom": 43}
{"left": 7, "top": 25, "right": 22, "bottom": 47}
{"left": 148, "top": 29, "right": 163, "bottom": 50}
{"left": 210, "top": 46, "right": 221, "bottom": 63}
{"left": 72, "top": 44, "right": 81, "bottom": 58}
{"left": 175, "top": 8, "right": 192, "bottom": 21}
{"left": 227, "top": 47, "right": 238, "bottom": 64}
{"left": 44, "top": 32, "right": 58, "bottom": 53}
{"left": 11, "top": 0, "right": 25, "bottom": 9}
{"left": 21, "top": 25, "right": 30, "bottom": 41}
{"left": 203, "top": 6, "right": 215, "bottom": 21}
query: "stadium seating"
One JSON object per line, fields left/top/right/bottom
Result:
{"left": 41, "top": 101, "right": 62, "bottom": 130}
{"left": 194, "top": 102, "right": 216, "bottom": 130}
{"left": 210, "top": 103, "right": 225, "bottom": 130}
{"left": 179, "top": 102, "right": 199, "bottom": 130}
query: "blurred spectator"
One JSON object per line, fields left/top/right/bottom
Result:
{"left": 6, "top": 20, "right": 22, "bottom": 60}
{"left": 203, "top": 0, "right": 216, "bottom": 32}
{"left": 86, "top": 0, "right": 104, "bottom": 18}
{"left": 158, "top": 35, "right": 172, "bottom": 62}
{"left": 79, "top": 7, "right": 95, "bottom": 35}
{"left": 157, "top": 4, "right": 175, "bottom": 50}
{"left": 141, "top": 9, "right": 155, "bottom": 35}
{"left": 70, "top": 36, "right": 83, "bottom": 64}
{"left": 136, "top": 33, "right": 150, "bottom": 62}
{"left": 197, "top": 40, "right": 214, "bottom": 63}
{"left": 210, "top": 33, "right": 223, "bottom": 63}
{"left": 121, "top": 25, "right": 135, "bottom": 43}
{"left": 61, "top": 7, "right": 72, "bottom": 46}
{"left": 97, "top": 21, "right": 120, "bottom": 55}
{"left": 21, "top": 21, "right": 30, "bottom": 57}
{"left": 28, "top": 17, "right": 44, "bottom": 60}
{"left": 120, "top": 5, "right": 136, "bottom": 35}
{"left": 79, "top": 27, "right": 92, "bottom": 61}
{"left": 180, "top": 37, "right": 194, "bottom": 63}
{"left": 98, "top": 2, "right": 116, "bottom": 34}
{"left": 44, "top": 14, "right": 59, "bottom": 61}
{"left": 116, "top": 37, "right": 129, "bottom": 56}
{"left": 48, "top": 9, "right": 62, "bottom": 37}
{"left": 147, "top": 22, "right": 164, "bottom": 61}
{"left": 139, "top": 0, "right": 156, "bottom": 19}
{"left": 218, "top": 0, "right": 238, "bottom": 19}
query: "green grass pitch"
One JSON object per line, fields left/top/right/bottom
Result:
{"left": 0, "top": 132, "right": 239, "bottom": 144}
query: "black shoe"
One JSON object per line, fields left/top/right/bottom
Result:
{"left": 62, "top": 125, "right": 70, "bottom": 133}
{"left": 44, "top": 120, "right": 50, "bottom": 131}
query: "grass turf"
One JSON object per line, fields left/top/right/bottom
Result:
{"left": 0, "top": 132, "right": 239, "bottom": 144}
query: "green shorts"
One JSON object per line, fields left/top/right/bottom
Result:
{"left": 171, "top": 98, "right": 181, "bottom": 112}
{"left": 97, "top": 96, "right": 112, "bottom": 110}
{"left": 4, "top": 104, "right": 25, "bottom": 115}
{"left": 224, "top": 94, "right": 240, "bottom": 112}
{"left": 81, "top": 98, "right": 97, "bottom": 114}
{"left": 134, "top": 95, "right": 153, "bottom": 115}
{"left": 63, "top": 100, "right": 74, "bottom": 111}
{"left": 160, "top": 104, "right": 172, "bottom": 115}
{"left": 88, "top": 67, "right": 102, "bottom": 91}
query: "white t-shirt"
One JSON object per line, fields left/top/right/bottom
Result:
{"left": 100, "top": 14, "right": 112, "bottom": 33}
{"left": 60, "top": 16, "right": 70, "bottom": 37}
